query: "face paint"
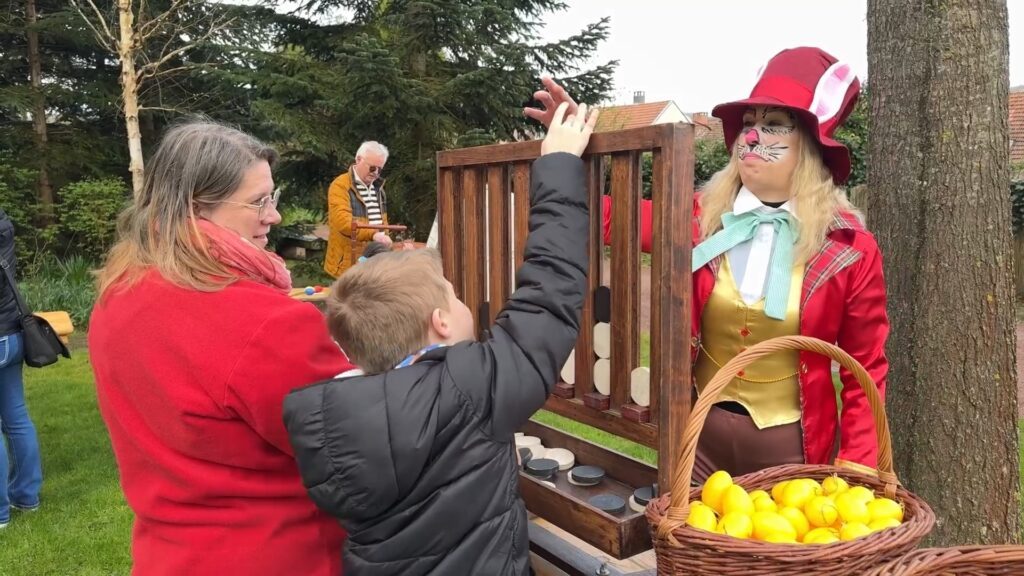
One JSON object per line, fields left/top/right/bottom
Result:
{"left": 735, "top": 106, "right": 802, "bottom": 198}
{"left": 736, "top": 107, "right": 796, "bottom": 163}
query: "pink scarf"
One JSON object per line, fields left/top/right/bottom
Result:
{"left": 195, "top": 219, "right": 292, "bottom": 294}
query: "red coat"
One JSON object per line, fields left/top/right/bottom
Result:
{"left": 89, "top": 271, "right": 352, "bottom": 576}
{"left": 601, "top": 196, "right": 889, "bottom": 470}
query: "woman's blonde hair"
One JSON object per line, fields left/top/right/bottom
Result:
{"left": 698, "top": 123, "right": 862, "bottom": 264}
{"left": 96, "top": 120, "right": 278, "bottom": 296}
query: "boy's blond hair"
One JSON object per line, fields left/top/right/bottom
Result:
{"left": 327, "top": 248, "right": 450, "bottom": 374}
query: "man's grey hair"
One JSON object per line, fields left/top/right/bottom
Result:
{"left": 356, "top": 141, "right": 389, "bottom": 161}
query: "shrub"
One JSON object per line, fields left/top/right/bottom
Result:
{"left": 18, "top": 254, "right": 98, "bottom": 330}
{"left": 59, "top": 178, "right": 129, "bottom": 260}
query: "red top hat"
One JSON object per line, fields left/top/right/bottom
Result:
{"left": 712, "top": 47, "right": 860, "bottom": 184}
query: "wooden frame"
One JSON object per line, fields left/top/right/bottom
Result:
{"left": 435, "top": 123, "right": 694, "bottom": 560}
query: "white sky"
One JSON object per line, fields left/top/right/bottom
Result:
{"left": 537, "top": 0, "right": 1024, "bottom": 112}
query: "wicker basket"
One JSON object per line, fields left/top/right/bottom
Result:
{"left": 866, "top": 545, "right": 1024, "bottom": 575}
{"left": 645, "top": 335, "right": 936, "bottom": 575}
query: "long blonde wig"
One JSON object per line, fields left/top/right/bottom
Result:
{"left": 698, "top": 125, "right": 862, "bottom": 264}
{"left": 96, "top": 120, "right": 278, "bottom": 297}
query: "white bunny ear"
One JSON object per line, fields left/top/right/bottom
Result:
{"left": 810, "top": 61, "right": 857, "bottom": 123}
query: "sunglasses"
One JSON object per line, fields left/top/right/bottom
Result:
{"left": 368, "top": 165, "right": 384, "bottom": 175}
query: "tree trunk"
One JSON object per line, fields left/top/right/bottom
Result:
{"left": 118, "top": 0, "right": 144, "bottom": 197}
{"left": 25, "top": 0, "right": 54, "bottom": 222}
{"left": 867, "top": 0, "right": 1019, "bottom": 545}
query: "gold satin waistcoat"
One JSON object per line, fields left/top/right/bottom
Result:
{"left": 694, "top": 257, "right": 804, "bottom": 429}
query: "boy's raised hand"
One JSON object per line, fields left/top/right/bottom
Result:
{"left": 524, "top": 76, "right": 579, "bottom": 129}
{"left": 541, "top": 102, "right": 599, "bottom": 158}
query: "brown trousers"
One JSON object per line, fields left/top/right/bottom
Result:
{"left": 692, "top": 404, "right": 805, "bottom": 485}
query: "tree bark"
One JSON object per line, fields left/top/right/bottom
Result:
{"left": 118, "top": 0, "right": 145, "bottom": 197}
{"left": 25, "top": 0, "right": 54, "bottom": 221}
{"left": 867, "top": 0, "right": 1019, "bottom": 545}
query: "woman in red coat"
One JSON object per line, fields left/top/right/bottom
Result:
{"left": 89, "top": 122, "right": 352, "bottom": 575}
{"left": 528, "top": 46, "right": 889, "bottom": 482}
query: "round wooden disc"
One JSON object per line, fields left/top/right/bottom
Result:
{"left": 594, "top": 286, "right": 612, "bottom": 323}
{"left": 569, "top": 465, "right": 605, "bottom": 486}
{"left": 630, "top": 366, "right": 651, "bottom": 407}
{"left": 543, "top": 448, "right": 576, "bottom": 471}
{"left": 560, "top": 349, "right": 576, "bottom": 385}
{"left": 529, "top": 444, "right": 547, "bottom": 460}
{"left": 593, "top": 358, "right": 611, "bottom": 395}
{"left": 518, "top": 447, "right": 533, "bottom": 467}
{"left": 632, "top": 485, "right": 655, "bottom": 506}
{"left": 589, "top": 494, "right": 625, "bottom": 514}
{"left": 515, "top": 435, "right": 540, "bottom": 449}
{"left": 567, "top": 474, "right": 599, "bottom": 487}
{"left": 525, "top": 458, "right": 559, "bottom": 479}
{"left": 592, "top": 322, "right": 611, "bottom": 359}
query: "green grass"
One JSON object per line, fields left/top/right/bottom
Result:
{"left": 0, "top": 350, "right": 133, "bottom": 575}
{"left": 532, "top": 410, "right": 658, "bottom": 465}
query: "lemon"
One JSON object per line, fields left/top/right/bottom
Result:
{"left": 839, "top": 522, "right": 872, "bottom": 541}
{"left": 821, "top": 475, "right": 849, "bottom": 496}
{"left": 779, "top": 507, "right": 810, "bottom": 541}
{"left": 753, "top": 496, "right": 778, "bottom": 513}
{"left": 781, "top": 479, "right": 818, "bottom": 509}
{"left": 846, "top": 485, "right": 876, "bottom": 505}
{"left": 867, "top": 497, "right": 904, "bottom": 523}
{"left": 803, "top": 527, "right": 841, "bottom": 544}
{"left": 749, "top": 490, "right": 771, "bottom": 502}
{"left": 721, "top": 484, "right": 756, "bottom": 516}
{"left": 771, "top": 480, "right": 791, "bottom": 503}
{"left": 835, "top": 492, "right": 871, "bottom": 525}
{"left": 686, "top": 502, "right": 718, "bottom": 532}
{"left": 752, "top": 511, "right": 798, "bottom": 542}
{"left": 701, "top": 470, "right": 733, "bottom": 514}
{"left": 868, "top": 517, "right": 902, "bottom": 532}
{"left": 804, "top": 495, "right": 840, "bottom": 527}
{"left": 718, "top": 512, "right": 754, "bottom": 539}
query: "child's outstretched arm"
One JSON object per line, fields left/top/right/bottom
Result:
{"left": 446, "top": 103, "right": 598, "bottom": 438}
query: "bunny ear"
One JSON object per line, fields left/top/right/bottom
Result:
{"left": 810, "top": 61, "right": 857, "bottom": 124}
{"left": 752, "top": 61, "right": 767, "bottom": 86}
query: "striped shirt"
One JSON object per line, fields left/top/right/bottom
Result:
{"left": 353, "top": 173, "right": 384, "bottom": 225}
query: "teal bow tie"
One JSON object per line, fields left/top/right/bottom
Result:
{"left": 692, "top": 210, "right": 797, "bottom": 320}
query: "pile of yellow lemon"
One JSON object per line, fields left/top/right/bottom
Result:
{"left": 684, "top": 471, "right": 904, "bottom": 544}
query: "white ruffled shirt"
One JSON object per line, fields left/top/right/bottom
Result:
{"left": 727, "top": 187, "right": 796, "bottom": 305}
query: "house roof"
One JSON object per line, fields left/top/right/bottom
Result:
{"left": 691, "top": 112, "right": 724, "bottom": 142}
{"left": 594, "top": 101, "right": 674, "bottom": 132}
{"left": 1010, "top": 87, "right": 1024, "bottom": 164}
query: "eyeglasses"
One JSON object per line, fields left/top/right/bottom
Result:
{"left": 197, "top": 188, "right": 281, "bottom": 220}
{"left": 368, "top": 165, "right": 384, "bottom": 175}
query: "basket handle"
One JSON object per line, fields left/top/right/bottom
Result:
{"left": 658, "top": 335, "right": 898, "bottom": 540}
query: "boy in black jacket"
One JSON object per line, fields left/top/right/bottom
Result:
{"left": 283, "top": 102, "right": 598, "bottom": 576}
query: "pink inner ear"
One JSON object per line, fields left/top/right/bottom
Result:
{"left": 811, "top": 62, "right": 856, "bottom": 123}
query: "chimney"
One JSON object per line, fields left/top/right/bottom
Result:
{"left": 693, "top": 112, "right": 708, "bottom": 125}
{"left": 633, "top": 90, "right": 645, "bottom": 104}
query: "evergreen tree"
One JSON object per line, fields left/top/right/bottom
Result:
{"left": 260, "top": 0, "right": 617, "bottom": 236}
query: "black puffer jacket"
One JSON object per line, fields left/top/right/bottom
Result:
{"left": 283, "top": 152, "right": 588, "bottom": 576}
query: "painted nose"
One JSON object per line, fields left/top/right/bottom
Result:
{"left": 744, "top": 129, "right": 760, "bottom": 146}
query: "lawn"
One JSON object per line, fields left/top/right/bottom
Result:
{"left": 0, "top": 352, "right": 133, "bottom": 576}
{"left": 2, "top": 346, "right": 1021, "bottom": 574}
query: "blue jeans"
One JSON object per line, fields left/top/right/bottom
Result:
{"left": 0, "top": 332, "right": 42, "bottom": 523}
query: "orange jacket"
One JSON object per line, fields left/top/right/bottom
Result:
{"left": 324, "top": 168, "right": 388, "bottom": 277}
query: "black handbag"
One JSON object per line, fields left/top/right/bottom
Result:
{"left": 0, "top": 258, "right": 70, "bottom": 368}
